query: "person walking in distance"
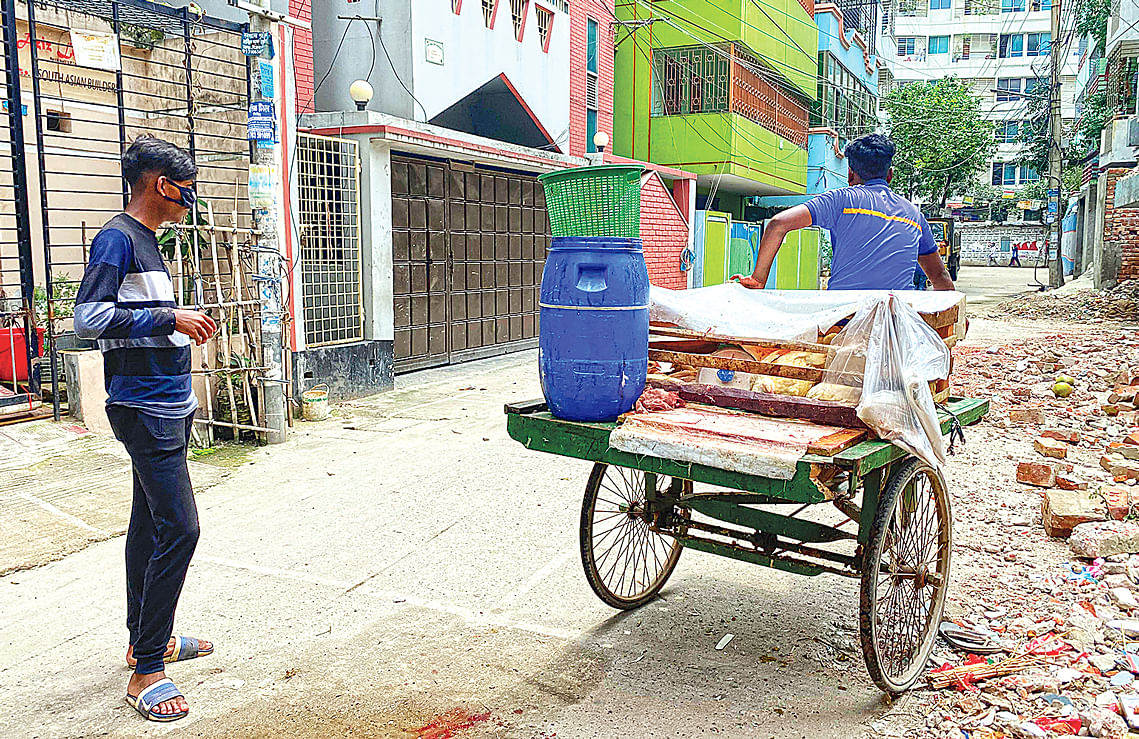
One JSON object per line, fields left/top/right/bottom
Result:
{"left": 1009, "top": 242, "right": 1022, "bottom": 267}
{"left": 74, "top": 136, "right": 218, "bottom": 722}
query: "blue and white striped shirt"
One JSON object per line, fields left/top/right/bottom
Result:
{"left": 74, "top": 213, "right": 197, "bottom": 419}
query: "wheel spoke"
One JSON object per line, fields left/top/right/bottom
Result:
{"left": 867, "top": 465, "right": 950, "bottom": 689}
{"left": 584, "top": 466, "right": 683, "bottom": 607}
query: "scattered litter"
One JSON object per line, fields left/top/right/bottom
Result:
{"left": 715, "top": 634, "right": 734, "bottom": 651}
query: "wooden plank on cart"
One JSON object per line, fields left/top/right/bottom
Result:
{"left": 807, "top": 428, "right": 868, "bottom": 456}
{"left": 677, "top": 383, "right": 867, "bottom": 429}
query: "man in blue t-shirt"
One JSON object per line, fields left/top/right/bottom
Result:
{"left": 74, "top": 137, "right": 217, "bottom": 722}
{"left": 737, "top": 134, "right": 955, "bottom": 292}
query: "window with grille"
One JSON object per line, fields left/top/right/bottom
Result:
{"left": 996, "top": 77, "right": 1021, "bottom": 100}
{"left": 652, "top": 45, "right": 730, "bottom": 116}
{"left": 510, "top": 0, "right": 528, "bottom": 41}
{"left": 996, "top": 120, "right": 1020, "bottom": 141}
{"left": 999, "top": 33, "right": 1023, "bottom": 57}
{"left": 897, "top": 37, "right": 916, "bottom": 55}
{"left": 964, "top": 0, "right": 999, "bottom": 14}
{"left": 535, "top": 5, "right": 553, "bottom": 50}
{"left": 296, "top": 134, "right": 364, "bottom": 348}
{"left": 992, "top": 162, "right": 1017, "bottom": 185}
{"left": 586, "top": 17, "right": 600, "bottom": 152}
{"left": 1027, "top": 32, "right": 1050, "bottom": 55}
{"left": 482, "top": 0, "right": 497, "bottom": 27}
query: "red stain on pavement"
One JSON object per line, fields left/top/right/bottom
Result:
{"left": 412, "top": 708, "right": 492, "bottom": 739}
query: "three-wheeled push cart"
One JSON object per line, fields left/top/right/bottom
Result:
{"left": 505, "top": 396, "right": 989, "bottom": 694}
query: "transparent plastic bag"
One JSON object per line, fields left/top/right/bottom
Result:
{"left": 824, "top": 295, "right": 951, "bottom": 469}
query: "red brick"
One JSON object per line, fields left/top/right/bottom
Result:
{"left": 1056, "top": 475, "right": 1088, "bottom": 491}
{"left": 1042, "top": 428, "right": 1081, "bottom": 444}
{"left": 1010, "top": 406, "right": 1046, "bottom": 424}
{"left": 1018, "top": 461, "right": 1057, "bottom": 488}
{"left": 1035, "top": 437, "right": 1069, "bottom": 459}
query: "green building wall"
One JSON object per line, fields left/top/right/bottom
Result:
{"left": 613, "top": 0, "right": 817, "bottom": 196}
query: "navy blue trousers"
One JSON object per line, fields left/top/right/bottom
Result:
{"left": 107, "top": 407, "right": 199, "bottom": 675}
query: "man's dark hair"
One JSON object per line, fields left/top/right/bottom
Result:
{"left": 844, "top": 133, "right": 896, "bottom": 181}
{"left": 122, "top": 135, "right": 197, "bottom": 187}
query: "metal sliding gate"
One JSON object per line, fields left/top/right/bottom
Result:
{"left": 0, "top": 0, "right": 39, "bottom": 419}
{"left": 391, "top": 155, "right": 550, "bottom": 373}
{"left": 1, "top": 0, "right": 266, "bottom": 434}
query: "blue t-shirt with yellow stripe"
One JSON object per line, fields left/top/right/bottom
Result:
{"left": 73, "top": 213, "right": 198, "bottom": 419}
{"left": 804, "top": 178, "right": 939, "bottom": 291}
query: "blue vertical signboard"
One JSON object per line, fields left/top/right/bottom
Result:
{"left": 247, "top": 101, "right": 276, "bottom": 148}
{"left": 1046, "top": 188, "right": 1059, "bottom": 225}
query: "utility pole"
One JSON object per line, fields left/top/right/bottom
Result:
{"left": 247, "top": 0, "right": 288, "bottom": 443}
{"left": 1047, "top": 0, "right": 1064, "bottom": 288}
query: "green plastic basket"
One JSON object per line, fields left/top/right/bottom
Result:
{"left": 538, "top": 165, "right": 644, "bottom": 238}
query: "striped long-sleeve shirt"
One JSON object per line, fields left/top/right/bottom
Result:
{"left": 74, "top": 213, "right": 197, "bottom": 419}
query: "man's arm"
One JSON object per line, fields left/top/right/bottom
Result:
{"left": 74, "top": 230, "right": 217, "bottom": 343}
{"left": 736, "top": 204, "right": 812, "bottom": 289}
{"left": 918, "top": 252, "right": 954, "bottom": 291}
{"left": 916, "top": 216, "right": 954, "bottom": 291}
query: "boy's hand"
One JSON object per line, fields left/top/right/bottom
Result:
{"left": 174, "top": 309, "right": 218, "bottom": 345}
{"left": 731, "top": 274, "right": 763, "bottom": 289}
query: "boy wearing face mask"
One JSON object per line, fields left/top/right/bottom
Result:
{"left": 74, "top": 136, "right": 218, "bottom": 722}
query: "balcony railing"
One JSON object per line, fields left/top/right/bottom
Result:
{"left": 650, "top": 44, "right": 809, "bottom": 149}
{"left": 731, "top": 46, "right": 809, "bottom": 147}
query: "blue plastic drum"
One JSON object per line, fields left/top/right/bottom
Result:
{"left": 539, "top": 237, "right": 649, "bottom": 422}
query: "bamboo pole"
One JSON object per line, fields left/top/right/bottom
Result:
{"left": 233, "top": 187, "right": 260, "bottom": 433}
{"left": 207, "top": 202, "right": 240, "bottom": 438}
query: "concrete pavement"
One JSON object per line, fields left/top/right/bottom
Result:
{"left": 1, "top": 352, "right": 894, "bottom": 738}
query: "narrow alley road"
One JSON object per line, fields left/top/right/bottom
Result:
{"left": 1, "top": 350, "right": 889, "bottom": 739}
{"left": 0, "top": 270, "right": 1133, "bottom": 739}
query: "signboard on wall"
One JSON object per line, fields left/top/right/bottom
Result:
{"left": 16, "top": 23, "right": 118, "bottom": 100}
{"left": 69, "top": 30, "right": 120, "bottom": 71}
{"left": 425, "top": 39, "right": 444, "bottom": 65}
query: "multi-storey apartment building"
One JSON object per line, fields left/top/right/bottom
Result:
{"left": 881, "top": 0, "right": 1078, "bottom": 193}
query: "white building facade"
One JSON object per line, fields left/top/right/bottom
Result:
{"left": 881, "top": 0, "right": 1079, "bottom": 191}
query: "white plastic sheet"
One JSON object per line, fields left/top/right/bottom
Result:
{"left": 650, "top": 285, "right": 959, "bottom": 469}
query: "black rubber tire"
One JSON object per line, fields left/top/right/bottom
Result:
{"left": 580, "top": 463, "right": 685, "bottom": 610}
{"left": 859, "top": 458, "right": 953, "bottom": 694}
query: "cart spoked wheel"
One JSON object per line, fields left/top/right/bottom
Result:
{"left": 859, "top": 458, "right": 952, "bottom": 694}
{"left": 580, "top": 463, "right": 688, "bottom": 610}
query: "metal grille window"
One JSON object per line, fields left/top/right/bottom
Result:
{"left": 996, "top": 77, "right": 1022, "bottom": 101}
{"left": 996, "top": 120, "right": 1020, "bottom": 142}
{"left": 898, "top": 37, "right": 916, "bottom": 55}
{"left": 652, "top": 46, "right": 730, "bottom": 116}
{"left": 812, "top": 52, "right": 875, "bottom": 140}
{"left": 509, "top": 0, "right": 527, "bottom": 41}
{"left": 586, "top": 17, "right": 600, "bottom": 152}
{"left": 535, "top": 5, "right": 552, "bottom": 50}
{"left": 296, "top": 134, "right": 363, "bottom": 347}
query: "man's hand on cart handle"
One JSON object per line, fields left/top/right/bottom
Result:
{"left": 730, "top": 274, "right": 764, "bottom": 289}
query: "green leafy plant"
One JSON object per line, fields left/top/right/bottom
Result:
{"left": 1076, "top": 0, "right": 1112, "bottom": 55}
{"left": 120, "top": 23, "right": 164, "bottom": 50}
{"left": 885, "top": 78, "right": 997, "bottom": 206}
{"left": 33, "top": 273, "right": 78, "bottom": 331}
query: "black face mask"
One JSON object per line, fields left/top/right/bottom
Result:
{"left": 161, "top": 179, "right": 197, "bottom": 209}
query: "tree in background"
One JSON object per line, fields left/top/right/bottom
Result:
{"left": 884, "top": 78, "right": 996, "bottom": 206}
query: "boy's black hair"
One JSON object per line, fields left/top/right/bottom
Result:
{"left": 844, "top": 133, "right": 896, "bottom": 181}
{"left": 122, "top": 136, "right": 197, "bottom": 187}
